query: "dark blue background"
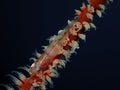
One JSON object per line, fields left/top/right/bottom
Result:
{"left": 0, "top": 0, "right": 120, "bottom": 90}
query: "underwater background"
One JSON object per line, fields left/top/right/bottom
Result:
{"left": 0, "top": 0, "right": 120, "bottom": 90}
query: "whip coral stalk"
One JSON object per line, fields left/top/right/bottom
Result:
{"left": 1, "top": 0, "right": 113, "bottom": 90}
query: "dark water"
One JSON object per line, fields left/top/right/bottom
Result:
{"left": 0, "top": 0, "right": 120, "bottom": 90}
